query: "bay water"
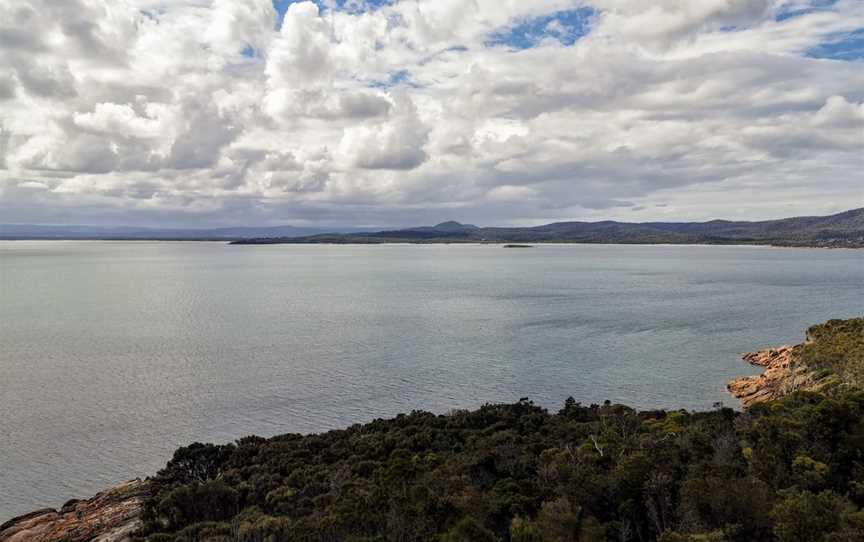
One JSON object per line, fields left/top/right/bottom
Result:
{"left": 1, "top": 241, "right": 862, "bottom": 519}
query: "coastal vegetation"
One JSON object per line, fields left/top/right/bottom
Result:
{"left": 801, "top": 318, "right": 864, "bottom": 393}
{"left": 134, "top": 318, "right": 864, "bottom": 542}
{"left": 728, "top": 318, "right": 864, "bottom": 408}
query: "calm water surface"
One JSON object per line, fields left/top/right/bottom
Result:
{"left": 1, "top": 241, "right": 862, "bottom": 519}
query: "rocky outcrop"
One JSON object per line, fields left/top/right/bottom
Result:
{"left": 727, "top": 344, "right": 820, "bottom": 408}
{"left": 0, "top": 479, "right": 148, "bottom": 542}
{"left": 729, "top": 318, "right": 864, "bottom": 408}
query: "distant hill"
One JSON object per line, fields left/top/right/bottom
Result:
{"left": 6, "top": 209, "right": 862, "bottom": 246}
{"left": 233, "top": 208, "right": 864, "bottom": 247}
{"left": 0, "top": 224, "right": 374, "bottom": 240}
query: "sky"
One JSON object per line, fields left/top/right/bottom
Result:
{"left": 0, "top": 0, "right": 862, "bottom": 228}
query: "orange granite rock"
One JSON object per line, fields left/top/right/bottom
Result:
{"left": 727, "top": 345, "right": 814, "bottom": 408}
{"left": 0, "top": 479, "right": 148, "bottom": 542}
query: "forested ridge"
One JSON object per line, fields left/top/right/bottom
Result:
{"left": 137, "top": 319, "right": 864, "bottom": 542}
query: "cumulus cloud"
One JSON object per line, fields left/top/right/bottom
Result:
{"left": 73, "top": 102, "right": 170, "bottom": 138}
{"left": 0, "top": 0, "right": 862, "bottom": 227}
{"left": 206, "top": 0, "right": 276, "bottom": 56}
{"left": 339, "top": 94, "right": 430, "bottom": 170}
{"left": 593, "top": 0, "right": 775, "bottom": 48}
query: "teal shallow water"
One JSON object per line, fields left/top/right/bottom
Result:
{"left": 1, "top": 241, "right": 862, "bottom": 519}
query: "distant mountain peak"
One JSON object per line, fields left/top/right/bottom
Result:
{"left": 432, "top": 221, "right": 479, "bottom": 230}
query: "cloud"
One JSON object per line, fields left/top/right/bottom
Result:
{"left": 206, "top": 0, "right": 276, "bottom": 56}
{"left": 268, "top": 2, "right": 333, "bottom": 85}
{"left": 168, "top": 100, "right": 240, "bottom": 169}
{"left": 73, "top": 102, "right": 170, "bottom": 138}
{"left": 0, "top": 0, "right": 862, "bottom": 227}
{"left": 339, "top": 94, "right": 430, "bottom": 170}
{"left": 592, "top": 0, "right": 775, "bottom": 49}
{"left": 15, "top": 59, "right": 78, "bottom": 98}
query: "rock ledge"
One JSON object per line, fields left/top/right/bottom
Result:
{"left": 727, "top": 344, "right": 818, "bottom": 408}
{"left": 0, "top": 479, "right": 148, "bottom": 542}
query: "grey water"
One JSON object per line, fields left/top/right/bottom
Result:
{"left": 1, "top": 241, "right": 862, "bottom": 519}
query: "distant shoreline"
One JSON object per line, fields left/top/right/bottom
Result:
{"left": 229, "top": 208, "right": 864, "bottom": 248}
{"left": 0, "top": 238, "right": 232, "bottom": 242}
{"left": 4, "top": 207, "right": 863, "bottom": 248}
{"left": 2, "top": 239, "right": 862, "bottom": 249}
{"left": 230, "top": 240, "right": 864, "bottom": 249}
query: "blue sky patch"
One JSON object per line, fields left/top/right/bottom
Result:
{"left": 775, "top": 0, "right": 838, "bottom": 22}
{"left": 486, "top": 7, "right": 595, "bottom": 50}
{"left": 273, "top": 0, "right": 394, "bottom": 27}
{"left": 369, "top": 69, "right": 414, "bottom": 89}
{"left": 807, "top": 29, "right": 864, "bottom": 60}
{"left": 386, "top": 69, "right": 410, "bottom": 85}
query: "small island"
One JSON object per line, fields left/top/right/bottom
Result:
{"left": 503, "top": 244, "right": 534, "bottom": 248}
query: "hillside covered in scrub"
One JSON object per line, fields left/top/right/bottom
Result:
{"left": 137, "top": 395, "right": 864, "bottom": 542}
{"left": 131, "top": 319, "right": 864, "bottom": 542}
{"left": 729, "top": 318, "right": 864, "bottom": 408}
{"left": 4, "top": 317, "right": 863, "bottom": 542}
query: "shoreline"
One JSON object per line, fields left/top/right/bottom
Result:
{"left": 0, "top": 480, "right": 148, "bottom": 542}
{"left": 3, "top": 238, "right": 862, "bottom": 249}
{"left": 230, "top": 239, "right": 864, "bottom": 249}
{"left": 0, "top": 359, "right": 814, "bottom": 540}
{"left": 3, "top": 317, "right": 861, "bottom": 540}
{"left": 727, "top": 318, "right": 863, "bottom": 408}
{"left": 727, "top": 345, "right": 807, "bottom": 408}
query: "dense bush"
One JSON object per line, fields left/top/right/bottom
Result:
{"left": 801, "top": 318, "right": 864, "bottom": 391}
{"left": 135, "top": 390, "right": 864, "bottom": 542}
{"left": 137, "top": 319, "right": 864, "bottom": 541}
